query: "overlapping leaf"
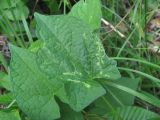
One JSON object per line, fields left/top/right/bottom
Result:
{"left": 9, "top": 13, "right": 120, "bottom": 120}
{"left": 0, "top": 0, "right": 20, "bottom": 9}
{"left": 69, "top": 0, "right": 102, "bottom": 30}
{"left": 0, "top": 0, "right": 29, "bottom": 20}
{"left": 10, "top": 45, "right": 61, "bottom": 120}
{"left": 88, "top": 77, "right": 140, "bottom": 115}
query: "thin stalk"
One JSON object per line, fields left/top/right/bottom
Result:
{"left": 112, "top": 57, "right": 160, "bottom": 70}
{"left": 6, "top": 0, "right": 25, "bottom": 47}
{"left": 63, "top": 0, "right": 67, "bottom": 14}
{"left": 3, "top": 15, "right": 24, "bottom": 47}
{"left": 22, "top": 15, "right": 33, "bottom": 45}
{"left": 116, "top": 28, "right": 136, "bottom": 57}
{"left": 0, "top": 18, "right": 16, "bottom": 44}
{"left": 103, "top": 81, "right": 160, "bottom": 107}
{"left": 118, "top": 67, "right": 160, "bottom": 84}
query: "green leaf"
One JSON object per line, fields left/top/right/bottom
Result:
{"left": 35, "top": 13, "right": 120, "bottom": 112}
{"left": 103, "top": 80, "right": 160, "bottom": 107}
{"left": 1, "top": 0, "right": 29, "bottom": 20}
{"left": 0, "top": 0, "right": 20, "bottom": 10}
{"left": 0, "top": 110, "right": 21, "bottom": 120}
{"left": 90, "top": 77, "right": 140, "bottom": 114}
{"left": 35, "top": 13, "right": 120, "bottom": 80}
{"left": 9, "top": 13, "right": 120, "bottom": 120}
{"left": 58, "top": 103, "right": 84, "bottom": 120}
{"left": 10, "top": 45, "right": 60, "bottom": 120}
{"left": 63, "top": 80, "right": 105, "bottom": 111}
{"left": 3, "top": 3, "right": 29, "bottom": 20}
{"left": 104, "top": 77, "right": 140, "bottom": 107}
{"left": 29, "top": 40, "right": 43, "bottom": 53}
{"left": 106, "top": 106, "right": 160, "bottom": 120}
{"left": 69, "top": 0, "right": 102, "bottom": 30}
{"left": 0, "top": 93, "right": 13, "bottom": 105}
{"left": 0, "top": 72, "right": 12, "bottom": 91}
{"left": 0, "top": 52, "right": 8, "bottom": 71}
{"left": 148, "top": 118, "right": 160, "bottom": 120}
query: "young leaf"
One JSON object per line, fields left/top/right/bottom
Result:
{"left": 69, "top": 0, "right": 102, "bottom": 30}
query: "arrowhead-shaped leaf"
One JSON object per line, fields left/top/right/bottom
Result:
{"left": 10, "top": 45, "right": 60, "bottom": 120}
{"left": 9, "top": 13, "right": 120, "bottom": 120}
